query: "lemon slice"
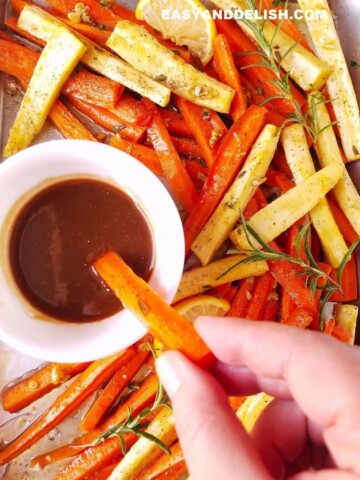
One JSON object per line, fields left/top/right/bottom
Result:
{"left": 135, "top": 0, "right": 216, "bottom": 65}
{"left": 153, "top": 295, "right": 229, "bottom": 354}
{"left": 174, "top": 295, "right": 230, "bottom": 323}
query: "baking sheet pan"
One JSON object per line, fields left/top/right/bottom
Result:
{"left": 0, "top": 0, "right": 360, "bottom": 477}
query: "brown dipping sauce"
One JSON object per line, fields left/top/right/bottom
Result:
{"left": 9, "top": 178, "right": 154, "bottom": 322}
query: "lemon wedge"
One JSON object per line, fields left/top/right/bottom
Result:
{"left": 135, "top": 0, "right": 216, "bottom": 65}
{"left": 174, "top": 295, "right": 230, "bottom": 323}
{"left": 153, "top": 295, "right": 229, "bottom": 354}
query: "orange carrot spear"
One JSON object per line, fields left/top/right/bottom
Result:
{"left": 94, "top": 251, "right": 215, "bottom": 369}
{"left": 213, "top": 34, "right": 247, "bottom": 121}
{"left": 2, "top": 362, "right": 90, "bottom": 413}
{"left": 81, "top": 350, "right": 149, "bottom": 432}
{"left": 31, "top": 373, "right": 160, "bottom": 468}
{"left": 0, "top": 349, "right": 135, "bottom": 465}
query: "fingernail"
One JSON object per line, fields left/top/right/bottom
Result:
{"left": 156, "top": 353, "right": 181, "bottom": 397}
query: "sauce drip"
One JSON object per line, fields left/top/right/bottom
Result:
{"left": 9, "top": 178, "right": 154, "bottom": 322}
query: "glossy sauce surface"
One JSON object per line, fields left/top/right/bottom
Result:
{"left": 9, "top": 179, "right": 154, "bottom": 322}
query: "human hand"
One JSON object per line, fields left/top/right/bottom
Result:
{"left": 156, "top": 317, "right": 360, "bottom": 480}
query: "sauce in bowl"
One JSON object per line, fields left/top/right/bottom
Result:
{"left": 9, "top": 178, "right": 154, "bottom": 323}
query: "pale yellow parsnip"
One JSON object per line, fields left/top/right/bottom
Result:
{"left": 192, "top": 124, "right": 280, "bottom": 266}
{"left": 108, "top": 408, "right": 176, "bottom": 480}
{"left": 310, "top": 93, "right": 360, "bottom": 236}
{"left": 106, "top": 20, "right": 235, "bottom": 113}
{"left": 298, "top": 0, "right": 360, "bottom": 161}
{"left": 281, "top": 124, "right": 347, "bottom": 268}
{"left": 4, "top": 28, "right": 86, "bottom": 157}
{"left": 333, "top": 304, "right": 358, "bottom": 345}
{"left": 230, "top": 164, "right": 343, "bottom": 250}
{"left": 210, "top": 0, "right": 331, "bottom": 91}
{"left": 174, "top": 255, "right": 268, "bottom": 303}
{"left": 18, "top": 5, "right": 171, "bottom": 106}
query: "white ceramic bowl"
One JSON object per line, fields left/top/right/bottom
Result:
{"left": 0, "top": 140, "right": 184, "bottom": 362}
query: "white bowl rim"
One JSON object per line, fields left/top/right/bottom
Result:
{"left": 0, "top": 140, "right": 184, "bottom": 362}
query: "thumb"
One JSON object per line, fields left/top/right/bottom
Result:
{"left": 156, "top": 351, "right": 272, "bottom": 480}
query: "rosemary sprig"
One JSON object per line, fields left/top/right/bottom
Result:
{"left": 232, "top": 0, "right": 336, "bottom": 140}
{"left": 94, "top": 343, "right": 171, "bottom": 455}
{"left": 222, "top": 214, "right": 359, "bottom": 329}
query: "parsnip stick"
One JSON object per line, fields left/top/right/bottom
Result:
{"left": 281, "top": 124, "right": 347, "bottom": 268}
{"left": 230, "top": 164, "right": 343, "bottom": 250}
{"left": 298, "top": 0, "right": 360, "bottom": 161}
{"left": 310, "top": 93, "right": 360, "bottom": 236}
{"left": 192, "top": 124, "right": 279, "bottom": 265}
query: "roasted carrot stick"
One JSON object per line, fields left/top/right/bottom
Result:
{"left": 281, "top": 307, "right": 313, "bottom": 329}
{"left": 144, "top": 135, "right": 205, "bottom": 160}
{"left": 81, "top": 350, "right": 149, "bottom": 432}
{"left": 100, "top": 373, "right": 159, "bottom": 430}
{"left": 183, "top": 159, "right": 209, "bottom": 189}
{"left": 223, "top": 285, "right": 239, "bottom": 303}
{"left": 0, "top": 38, "right": 96, "bottom": 141}
{"left": 265, "top": 168, "right": 294, "bottom": 192}
{"left": 53, "top": 436, "right": 127, "bottom": 480}
{"left": 270, "top": 258, "right": 318, "bottom": 315}
{"left": 324, "top": 318, "right": 335, "bottom": 335}
{"left": 327, "top": 198, "right": 360, "bottom": 245}
{"left": 239, "top": 73, "right": 265, "bottom": 105}
{"left": 152, "top": 462, "right": 187, "bottom": 480}
{"left": 114, "top": 94, "right": 153, "bottom": 126}
{"left": 110, "top": 135, "right": 163, "bottom": 176}
{"left": 31, "top": 373, "right": 160, "bottom": 468}
{"left": 330, "top": 254, "right": 358, "bottom": 302}
{"left": 2, "top": 32, "right": 121, "bottom": 113}
{"left": 263, "top": 299, "right": 280, "bottom": 321}
{"left": 265, "top": 109, "right": 287, "bottom": 128}
{"left": 227, "top": 278, "right": 256, "bottom": 318}
{"left": 63, "top": 68, "right": 124, "bottom": 109}
{"left": 245, "top": 272, "right": 277, "bottom": 320}
{"left": 136, "top": 442, "right": 184, "bottom": 480}
{"left": 272, "top": 149, "right": 293, "bottom": 178}
{"left": 183, "top": 105, "right": 267, "bottom": 253}
{"left": 102, "top": 0, "right": 137, "bottom": 22}
{"left": 161, "top": 110, "right": 193, "bottom": 138}
{"left": 257, "top": 0, "right": 313, "bottom": 52}
{"left": 143, "top": 99, "right": 198, "bottom": 213}
{"left": 176, "top": 97, "right": 227, "bottom": 168}
{"left": 53, "top": 409, "right": 160, "bottom": 480}
{"left": 215, "top": 18, "right": 305, "bottom": 117}
{"left": 2, "top": 362, "right": 90, "bottom": 413}
{"left": 281, "top": 285, "right": 295, "bottom": 322}
{"left": 94, "top": 251, "right": 215, "bottom": 369}
{"left": 331, "top": 325, "right": 352, "bottom": 344}
{"left": 0, "top": 37, "right": 38, "bottom": 79}
{"left": 212, "top": 34, "right": 247, "bottom": 121}
{"left": 67, "top": 96, "right": 147, "bottom": 142}
{"left": 46, "top": 0, "right": 120, "bottom": 30}
{"left": 91, "top": 462, "right": 119, "bottom": 480}
{"left": 0, "top": 349, "right": 135, "bottom": 465}
{"left": 204, "top": 62, "right": 219, "bottom": 80}
{"left": 254, "top": 187, "right": 268, "bottom": 209}
{"left": 229, "top": 396, "right": 246, "bottom": 411}
{"left": 243, "top": 196, "right": 261, "bottom": 220}
{"left": 208, "top": 283, "right": 235, "bottom": 302}
{"left": 62, "top": 17, "right": 111, "bottom": 45}
{"left": 167, "top": 137, "right": 205, "bottom": 160}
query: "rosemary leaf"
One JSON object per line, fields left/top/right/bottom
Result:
{"left": 135, "top": 431, "right": 171, "bottom": 455}
{"left": 337, "top": 240, "right": 360, "bottom": 287}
